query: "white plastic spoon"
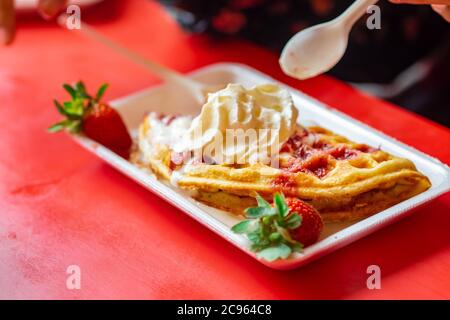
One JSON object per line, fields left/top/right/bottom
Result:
{"left": 279, "top": 0, "right": 379, "bottom": 80}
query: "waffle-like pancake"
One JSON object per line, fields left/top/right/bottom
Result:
{"left": 133, "top": 114, "right": 431, "bottom": 222}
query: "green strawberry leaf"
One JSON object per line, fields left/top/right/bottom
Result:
{"left": 75, "top": 81, "right": 88, "bottom": 98}
{"left": 95, "top": 83, "right": 109, "bottom": 102}
{"left": 66, "top": 120, "right": 82, "bottom": 133}
{"left": 54, "top": 100, "right": 71, "bottom": 117}
{"left": 268, "top": 232, "right": 282, "bottom": 242}
{"left": 247, "top": 230, "right": 263, "bottom": 244}
{"left": 63, "top": 100, "right": 84, "bottom": 117}
{"left": 284, "top": 213, "right": 302, "bottom": 230}
{"left": 256, "top": 194, "right": 271, "bottom": 208}
{"left": 49, "top": 82, "right": 109, "bottom": 135}
{"left": 244, "top": 194, "right": 276, "bottom": 218}
{"left": 47, "top": 120, "right": 69, "bottom": 133}
{"left": 231, "top": 219, "right": 259, "bottom": 234}
{"left": 63, "top": 84, "right": 77, "bottom": 99}
{"left": 275, "top": 224, "right": 297, "bottom": 244}
{"left": 245, "top": 206, "right": 275, "bottom": 218}
{"left": 274, "top": 193, "right": 289, "bottom": 218}
{"left": 256, "top": 243, "right": 292, "bottom": 262}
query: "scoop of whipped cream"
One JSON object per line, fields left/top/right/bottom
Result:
{"left": 173, "top": 83, "right": 298, "bottom": 165}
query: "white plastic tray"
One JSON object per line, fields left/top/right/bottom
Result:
{"left": 73, "top": 63, "right": 450, "bottom": 269}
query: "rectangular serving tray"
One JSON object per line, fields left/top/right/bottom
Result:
{"left": 73, "top": 63, "right": 450, "bottom": 269}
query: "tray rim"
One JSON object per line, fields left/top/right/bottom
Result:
{"left": 72, "top": 62, "right": 450, "bottom": 270}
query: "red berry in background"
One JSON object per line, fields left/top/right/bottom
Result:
{"left": 285, "top": 197, "right": 323, "bottom": 246}
{"left": 230, "top": 0, "right": 262, "bottom": 9}
{"left": 212, "top": 9, "right": 246, "bottom": 34}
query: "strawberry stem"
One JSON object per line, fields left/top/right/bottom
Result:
{"left": 231, "top": 192, "right": 303, "bottom": 262}
{"left": 48, "top": 82, "right": 109, "bottom": 134}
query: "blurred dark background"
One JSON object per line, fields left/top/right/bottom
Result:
{"left": 159, "top": 0, "right": 450, "bottom": 127}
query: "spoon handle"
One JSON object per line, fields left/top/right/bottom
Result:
{"left": 57, "top": 14, "right": 203, "bottom": 92}
{"left": 339, "top": 0, "right": 379, "bottom": 28}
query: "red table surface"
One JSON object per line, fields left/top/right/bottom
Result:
{"left": 1, "top": 0, "right": 449, "bottom": 300}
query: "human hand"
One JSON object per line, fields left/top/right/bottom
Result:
{"left": 390, "top": 0, "right": 450, "bottom": 22}
{"left": 0, "top": 0, "right": 67, "bottom": 45}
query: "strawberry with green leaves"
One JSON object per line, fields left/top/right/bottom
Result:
{"left": 232, "top": 193, "right": 323, "bottom": 261}
{"left": 48, "top": 82, "right": 132, "bottom": 159}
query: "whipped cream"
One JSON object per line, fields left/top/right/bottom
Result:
{"left": 174, "top": 83, "right": 298, "bottom": 165}
{"left": 139, "top": 113, "right": 192, "bottom": 163}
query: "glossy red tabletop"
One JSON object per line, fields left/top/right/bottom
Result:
{"left": 1, "top": 0, "right": 449, "bottom": 300}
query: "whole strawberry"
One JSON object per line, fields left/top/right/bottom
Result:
{"left": 231, "top": 192, "right": 323, "bottom": 261}
{"left": 48, "top": 82, "right": 132, "bottom": 159}
{"left": 285, "top": 198, "right": 323, "bottom": 247}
